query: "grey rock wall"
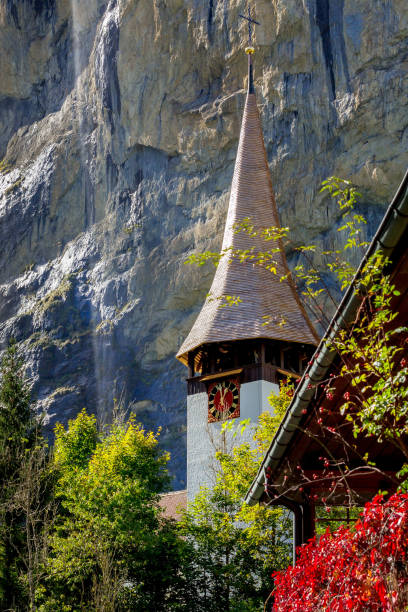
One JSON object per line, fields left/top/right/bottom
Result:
{"left": 0, "top": 0, "right": 407, "bottom": 486}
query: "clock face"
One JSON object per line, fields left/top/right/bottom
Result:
{"left": 208, "top": 378, "right": 240, "bottom": 422}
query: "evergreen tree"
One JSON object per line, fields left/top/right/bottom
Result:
{"left": 0, "top": 338, "right": 32, "bottom": 458}
{"left": 0, "top": 338, "right": 35, "bottom": 609}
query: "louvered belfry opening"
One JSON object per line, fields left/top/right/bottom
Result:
{"left": 177, "top": 52, "right": 318, "bottom": 386}
{"left": 185, "top": 339, "right": 316, "bottom": 396}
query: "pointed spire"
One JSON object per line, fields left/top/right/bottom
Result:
{"left": 177, "top": 47, "right": 318, "bottom": 368}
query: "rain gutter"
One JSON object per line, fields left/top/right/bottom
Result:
{"left": 245, "top": 168, "right": 408, "bottom": 505}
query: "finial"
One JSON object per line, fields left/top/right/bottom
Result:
{"left": 239, "top": 4, "right": 260, "bottom": 94}
{"left": 239, "top": 4, "right": 260, "bottom": 51}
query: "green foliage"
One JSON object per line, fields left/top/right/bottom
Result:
{"left": 291, "top": 182, "right": 408, "bottom": 490}
{"left": 54, "top": 409, "right": 98, "bottom": 471}
{"left": 207, "top": 292, "right": 243, "bottom": 308}
{"left": 179, "top": 391, "right": 293, "bottom": 611}
{"left": 0, "top": 339, "right": 50, "bottom": 611}
{"left": 265, "top": 380, "right": 294, "bottom": 440}
{"left": 300, "top": 183, "right": 408, "bottom": 489}
{"left": 180, "top": 486, "right": 289, "bottom": 612}
{"left": 294, "top": 182, "right": 408, "bottom": 489}
{"left": 38, "top": 411, "right": 195, "bottom": 611}
{"left": 314, "top": 505, "right": 363, "bottom": 536}
{"left": 325, "top": 251, "right": 408, "bottom": 487}
{"left": 0, "top": 157, "right": 13, "bottom": 175}
{"left": 37, "top": 274, "right": 75, "bottom": 313}
{"left": 184, "top": 250, "right": 222, "bottom": 267}
{"left": 0, "top": 339, "right": 32, "bottom": 608}
{"left": 288, "top": 177, "right": 368, "bottom": 308}
{"left": 0, "top": 339, "right": 32, "bottom": 453}
{"left": 218, "top": 380, "right": 294, "bottom": 500}
{"left": 233, "top": 217, "right": 289, "bottom": 243}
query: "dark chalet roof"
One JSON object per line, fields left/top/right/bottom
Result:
{"left": 245, "top": 168, "right": 408, "bottom": 507}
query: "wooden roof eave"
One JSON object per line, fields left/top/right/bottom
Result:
{"left": 244, "top": 167, "right": 408, "bottom": 506}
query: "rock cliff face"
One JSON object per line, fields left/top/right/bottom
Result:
{"left": 0, "top": 0, "right": 407, "bottom": 486}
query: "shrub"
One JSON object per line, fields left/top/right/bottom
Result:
{"left": 272, "top": 492, "right": 408, "bottom": 612}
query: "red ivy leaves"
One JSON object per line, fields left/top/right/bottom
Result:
{"left": 272, "top": 492, "right": 408, "bottom": 611}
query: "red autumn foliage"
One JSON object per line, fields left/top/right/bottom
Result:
{"left": 272, "top": 492, "right": 408, "bottom": 611}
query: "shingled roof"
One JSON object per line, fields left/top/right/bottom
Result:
{"left": 177, "top": 55, "right": 318, "bottom": 367}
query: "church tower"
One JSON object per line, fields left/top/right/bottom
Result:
{"left": 177, "top": 20, "right": 318, "bottom": 501}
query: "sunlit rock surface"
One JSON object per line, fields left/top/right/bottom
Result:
{"left": 0, "top": 0, "right": 407, "bottom": 486}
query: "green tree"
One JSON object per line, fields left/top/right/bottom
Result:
{"left": 0, "top": 338, "right": 43, "bottom": 610}
{"left": 179, "top": 387, "right": 293, "bottom": 612}
{"left": 37, "top": 410, "right": 197, "bottom": 611}
{"left": 0, "top": 339, "right": 32, "bottom": 452}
